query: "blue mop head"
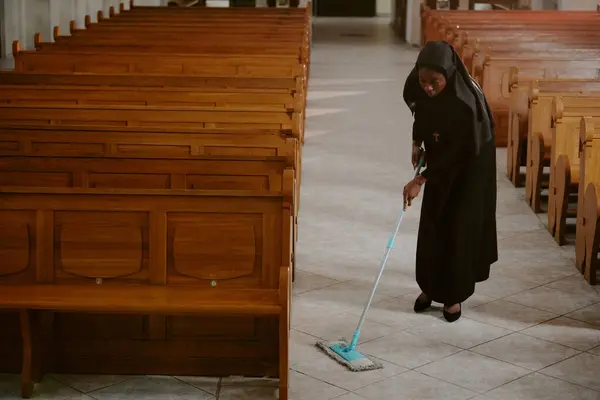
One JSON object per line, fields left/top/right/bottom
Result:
{"left": 315, "top": 339, "right": 383, "bottom": 372}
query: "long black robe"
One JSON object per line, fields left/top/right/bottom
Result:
{"left": 404, "top": 41, "right": 498, "bottom": 305}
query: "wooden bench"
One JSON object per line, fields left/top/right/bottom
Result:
{"left": 0, "top": 84, "right": 302, "bottom": 112}
{"left": 37, "top": 33, "right": 306, "bottom": 61}
{"left": 0, "top": 0, "right": 310, "bottom": 394}
{"left": 577, "top": 117, "right": 600, "bottom": 284}
{"left": 528, "top": 96, "right": 600, "bottom": 226}
{"left": 548, "top": 99, "right": 600, "bottom": 246}
{"left": 0, "top": 71, "right": 305, "bottom": 93}
{"left": 481, "top": 58, "right": 600, "bottom": 147}
{"left": 12, "top": 42, "right": 306, "bottom": 80}
{"left": 0, "top": 155, "right": 291, "bottom": 192}
{"left": 0, "top": 103, "right": 301, "bottom": 136}
{"left": 0, "top": 185, "right": 293, "bottom": 399}
{"left": 508, "top": 79, "right": 600, "bottom": 187}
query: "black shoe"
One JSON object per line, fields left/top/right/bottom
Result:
{"left": 443, "top": 304, "right": 461, "bottom": 323}
{"left": 414, "top": 294, "right": 432, "bottom": 313}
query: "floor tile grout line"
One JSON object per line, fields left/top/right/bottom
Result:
{"left": 500, "top": 296, "right": 600, "bottom": 325}
{"left": 83, "top": 375, "right": 146, "bottom": 396}
{"left": 537, "top": 366, "right": 600, "bottom": 393}
{"left": 171, "top": 376, "right": 218, "bottom": 398}
{"left": 411, "top": 351, "right": 537, "bottom": 396}
{"left": 46, "top": 375, "right": 89, "bottom": 396}
{"left": 214, "top": 377, "right": 222, "bottom": 399}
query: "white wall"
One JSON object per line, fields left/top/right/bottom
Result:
{"left": 0, "top": 0, "right": 169, "bottom": 61}
{"left": 377, "top": 0, "right": 392, "bottom": 15}
{"left": 558, "top": 0, "right": 596, "bottom": 10}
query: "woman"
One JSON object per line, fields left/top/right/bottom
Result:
{"left": 402, "top": 41, "right": 498, "bottom": 322}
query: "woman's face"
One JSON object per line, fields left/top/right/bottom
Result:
{"left": 418, "top": 68, "right": 447, "bottom": 97}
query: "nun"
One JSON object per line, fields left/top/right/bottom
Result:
{"left": 402, "top": 41, "right": 498, "bottom": 322}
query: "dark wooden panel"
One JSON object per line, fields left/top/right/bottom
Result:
{"left": 315, "top": 0, "right": 376, "bottom": 17}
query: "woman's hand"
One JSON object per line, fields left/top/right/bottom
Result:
{"left": 412, "top": 144, "right": 425, "bottom": 169}
{"left": 403, "top": 176, "right": 427, "bottom": 210}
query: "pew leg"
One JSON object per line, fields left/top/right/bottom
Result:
{"left": 278, "top": 267, "right": 291, "bottom": 400}
{"left": 506, "top": 122, "right": 514, "bottom": 181}
{"left": 553, "top": 155, "right": 570, "bottom": 246}
{"left": 525, "top": 140, "right": 534, "bottom": 206}
{"left": 583, "top": 184, "right": 599, "bottom": 285}
{"left": 530, "top": 134, "right": 544, "bottom": 214}
{"left": 576, "top": 177, "right": 587, "bottom": 274}
{"left": 20, "top": 309, "right": 42, "bottom": 399}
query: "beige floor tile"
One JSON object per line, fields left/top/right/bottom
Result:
{"left": 415, "top": 351, "right": 531, "bottom": 393}
{"left": 520, "top": 317, "right": 600, "bottom": 351}
{"left": 544, "top": 275, "right": 600, "bottom": 298}
{"left": 406, "top": 317, "right": 513, "bottom": 349}
{"left": 486, "top": 373, "right": 600, "bottom": 400}
{"left": 565, "top": 302, "right": 600, "bottom": 326}
{"left": 474, "top": 275, "right": 539, "bottom": 299}
{"left": 357, "top": 331, "right": 462, "bottom": 369}
{"left": 496, "top": 213, "right": 546, "bottom": 240}
{"left": 293, "top": 353, "right": 405, "bottom": 391}
{"left": 331, "top": 393, "right": 367, "bottom": 400}
{"left": 346, "top": 296, "right": 441, "bottom": 329}
{"left": 0, "top": 374, "right": 94, "bottom": 400}
{"left": 289, "top": 371, "right": 348, "bottom": 400}
{"left": 540, "top": 352, "right": 600, "bottom": 391}
{"left": 51, "top": 374, "right": 136, "bottom": 394}
{"left": 470, "top": 333, "right": 581, "bottom": 371}
{"left": 220, "top": 376, "right": 278, "bottom": 387}
{"left": 173, "top": 376, "right": 219, "bottom": 395}
{"left": 505, "top": 286, "right": 599, "bottom": 315}
{"left": 290, "top": 329, "right": 326, "bottom": 367}
{"left": 590, "top": 345, "right": 600, "bottom": 356}
{"left": 293, "top": 282, "right": 394, "bottom": 317}
{"left": 294, "top": 311, "right": 395, "bottom": 345}
{"left": 292, "top": 271, "right": 340, "bottom": 295}
{"left": 463, "top": 293, "right": 497, "bottom": 309}
{"left": 354, "top": 370, "right": 477, "bottom": 400}
{"left": 494, "top": 260, "right": 575, "bottom": 286}
{"left": 218, "top": 386, "right": 279, "bottom": 400}
{"left": 463, "top": 299, "right": 558, "bottom": 331}
{"left": 88, "top": 376, "right": 214, "bottom": 400}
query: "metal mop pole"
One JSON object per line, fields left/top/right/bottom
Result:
{"left": 344, "top": 160, "right": 424, "bottom": 352}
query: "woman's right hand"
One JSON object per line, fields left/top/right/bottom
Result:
{"left": 412, "top": 144, "right": 425, "bottom": 169}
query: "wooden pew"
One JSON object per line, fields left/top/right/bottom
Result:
{"left": 12, "top": 42, "right": 306, "bottom": 79}
{"left": 0, "top": 156, "right": 291, "bottom": 192}
{"left": 37, "top": 33, "right": 305, "bottom": 60}
{"left": 0, "top": 1, "right": 310, "bottom": 395}
{"left": 0, "top": 71, "right": 305, "bottom": 92}
{"left": 0, "top": 84, "right": 302, "bottom": 111}
{"left": 577, "top": 117, "right": 600, "bottom": 284}
{"left": 0, "top": 125, "right": 297, "bottom": 163}
{"left": 0, "top": 184, "right": 293, "bottom": 399}
{"left": 548, "top": 97, "right": 600, "bottom": 246}
{"left": 0, "top": 103, "right": 301, "bottom": 136}
{"left": 508, "top": 79, "right": 600, "bottom": 188}
{"left": 527, "top": 96, "right": 600, "bottom": 222}
{"left": 481, "top": 58, "right": 600, "bottom": 147}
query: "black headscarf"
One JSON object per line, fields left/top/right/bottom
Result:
{"left": 403, "top": 41, "right": 494, "bottom": 155}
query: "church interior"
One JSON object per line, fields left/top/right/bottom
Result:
{"left": 0, "top": 0, "right": 599, "bottom": 399}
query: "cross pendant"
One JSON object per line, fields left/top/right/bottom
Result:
{"left": 433, "top": 133, "right": 439, "bottom": 142}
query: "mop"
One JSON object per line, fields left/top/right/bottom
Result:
{"left": 316, "top": 159, "right": 424, "bottom": 372}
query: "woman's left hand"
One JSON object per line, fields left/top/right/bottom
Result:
{"left": 403, "top": 178, "right": 423, "bottom": 210}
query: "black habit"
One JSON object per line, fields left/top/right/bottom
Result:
{"left": 403, "top": 41, "right": 498, "bottom": 305}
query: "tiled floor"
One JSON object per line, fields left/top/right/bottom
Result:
{"left": 2, "top": 16, "right": 600, "bottom": 400}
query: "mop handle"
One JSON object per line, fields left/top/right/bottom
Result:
{"left": 347, "top": 159, "right": 424, "bottom": 351}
